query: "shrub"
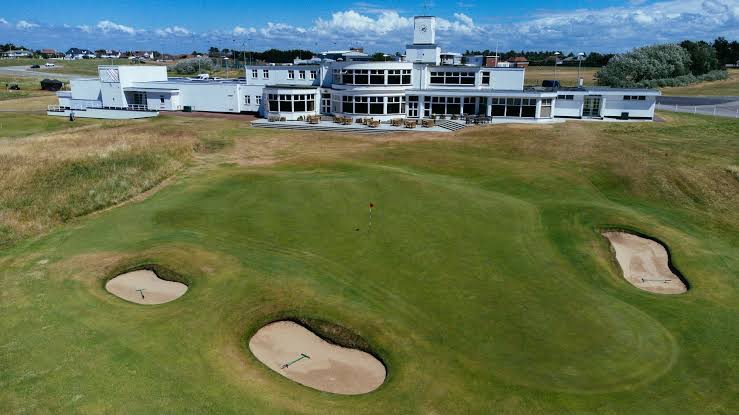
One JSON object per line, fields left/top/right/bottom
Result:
{"left": 172, "top": 57, "right": 214, "bottom": 75}
{"left": 596, "top": 44, "right": 692, "bottom": 87}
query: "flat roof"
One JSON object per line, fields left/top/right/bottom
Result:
{"left": 264, "top": 84, "right": 319, "bottom": 89}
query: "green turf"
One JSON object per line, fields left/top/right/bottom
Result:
{"left": 0, "top": 113, "right": 737, "bottom": 414}
{"left": 0, "top": 113, "right": 89, "bottom": 138}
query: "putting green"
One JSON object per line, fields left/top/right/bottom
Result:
{"left": 1, "top": 117, "right": 737, "bottom": 414}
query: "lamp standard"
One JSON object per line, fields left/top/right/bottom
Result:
{"left": 553, "top": 51, "right": 561, "bottom": 82}
{"left": 577, "top": 52, "right": 585, "bottom": 87}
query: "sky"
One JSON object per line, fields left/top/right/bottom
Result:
{"left": 1, "top": 0, "right": 738, "bottom": 54}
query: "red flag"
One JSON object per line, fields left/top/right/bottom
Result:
{"left": 369, "top": 203, "right": 374, "bottom": 208}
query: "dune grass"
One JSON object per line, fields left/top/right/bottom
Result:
{"left": 661, "top": 68, "right": 739, "bottom": 96}
{"left": 0, "top": 114, "right": 244, "bottom": 246}
{"left": 0, "top": 112, "right": 737, "bottom": 414}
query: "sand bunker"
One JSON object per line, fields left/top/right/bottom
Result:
{"left": 105, "top": 269, "right": 188, "bottom": 304}
{"left": 249, "top": 321, "right": 386, "bottom": 395}
{"left": 603, "top": 231, "right": 687, "bottom": 294}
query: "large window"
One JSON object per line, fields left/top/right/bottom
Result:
{"left": 338, "top": 96, "right": 405, "bottom": 115}
{"left": 251, "top": 69, "right": 258, "bottom": 79}
{"left": 310, "top": 70, "right": 317, "bottom": 80}
{"left": 429, "top": 71, "right": 476, "bottom": 85}
{"left": 387, "top": 96, "right": 403, "bottom": 114}
{"left": 299, "top": 70, "right": 306, "bottom": 80}
{"left": 287, "top": 70, "right": 294, "bottom": 80}
{"left": 624, "top": 95, "right": 646, "bottom": 100}
{"left": 491, "top": 97, "right": 538, "bottom": 117}
{"left": 333, "top": 69, "right": 412, "bottom": 85}
{"left": 263, "top": 69, "right": 269, "bottom": 79}
{"left": 267, "top": 93, "right": 316, "bottom": 112}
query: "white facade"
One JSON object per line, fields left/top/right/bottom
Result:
{"left": 53, "top": 15, "right": 660, "bottom": 122}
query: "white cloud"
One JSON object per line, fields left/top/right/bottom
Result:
{"left": 155, "top": 25, "right": 191, "bottom": 36}
{"left": 16, "top": 20, "right": 39, "bottom": 30}
{"left": 0, "top": 18, "right": 9, "bottom": 26}
{"left": 233, "top": 26, "right": 256, "bottom": 36}
{"left": 76, "top": 25, "right": 91, "bottom": 33}
{"left": 96, "top": 20, "right": 137, "bottom": 35}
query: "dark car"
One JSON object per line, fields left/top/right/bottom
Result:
{"left": 30, "top": 64, "right": 41, "bottom": 69}
{"left": 542, "top": 80, "right": 561, "bottom": 88}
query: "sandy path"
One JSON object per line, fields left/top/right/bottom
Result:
{"left": 603, "top": 232, "right": 687, "bottom": 294}
{"left": 249, "top": 321, "right": 386, "bottom": 395}
{"left": 105, "top": 270, "right": 188, "bottom": 304}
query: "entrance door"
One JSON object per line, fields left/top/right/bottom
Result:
{"left": 408, "top": 101, "right": 419, "bottom": 118}
{"left": 322, "top": 96, "right": 331, "bottom": 114}
{"left": 583, "top": 96, "right": 602, "bottom": 117}
{"left": 132, "top": 92, "right": 147, "bottom": 108}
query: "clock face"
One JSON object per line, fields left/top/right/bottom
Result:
{"left": 419, "top": 25, "right": 428, "bottom": 32}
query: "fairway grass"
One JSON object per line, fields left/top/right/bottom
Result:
{"left": 0, "top": 112, "right": 737, "bottom": 414}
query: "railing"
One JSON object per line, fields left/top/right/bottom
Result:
{"left": 47, "top": 104, "right": 156, "bottom": 112}
{"left": 656, "top": 103, "right": 739, "bottom": 119}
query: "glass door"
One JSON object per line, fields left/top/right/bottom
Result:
{"left": 408, "top": 101, "right": 419, "bottom": 117}
{"left": 583, "top": 96, "right": 602, "bottom": 117}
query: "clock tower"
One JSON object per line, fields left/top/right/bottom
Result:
{"left": 413, "top": 16, "right": 436, "bottom": 45}
{"left": 406, "top": 16, "right": 440, "bottom": 65}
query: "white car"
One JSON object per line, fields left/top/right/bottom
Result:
{"left": 44, "top": 63, "right": 56, "bottom": 68}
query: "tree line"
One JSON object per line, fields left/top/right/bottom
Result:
{"left": 596, "top": 39, "right": 734, "bottom": 88}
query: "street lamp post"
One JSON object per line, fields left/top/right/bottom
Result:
{"left": 553, "top": 51, "right": 561, "bottom": 83}
{"left": 577, "top": 52, "right": 585, "bottom": 87}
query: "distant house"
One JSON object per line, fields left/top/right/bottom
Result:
{"left": 507, "top": 56, "right": 529, "bottom": 68}
{"left": 40, "top": 49, "right": 63, "bottom": 58}
{"left": 1, "top": 49, "right": 33, "bottom": 58}
{"left": 98, "top": 50, "right": 121, "bottom": 59}
{"left": 65, "top": 48, "right": 96, "bottom": 60}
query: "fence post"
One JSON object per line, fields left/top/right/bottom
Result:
{"left": 675, "top": 104, "right": 678, "bottom": 112}
{"left": 694, "top": 106, "right": 697, "bottom": 114}
{"left": 714, "top": 106, "right": 717, "bottom": 116}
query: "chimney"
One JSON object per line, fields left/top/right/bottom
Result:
{"left": 484, "top": 55, "right": 499, "bottom": 67}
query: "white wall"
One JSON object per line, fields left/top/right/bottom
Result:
{"left": 552, "top": 97, "right": 583, "bottom": 117}
{"left": 70, "top": 79, "right": 101, "bottom": 101}
{"left": 490, "top": 69, "right": 525, "bottom": 91}
{"left": 246, "top": 65, "right": 322, "bottom": 87}
{"left": 602, "top": 95, "right": 656, "bottom": 118}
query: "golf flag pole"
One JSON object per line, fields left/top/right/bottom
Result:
{"left": 369, "top": 202, "right": 374, "bottom": 230}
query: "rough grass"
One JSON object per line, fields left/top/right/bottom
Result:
{"left": 0, "top": 112, "right": 737, "bottom": 414}
{"left": 0, "top": 115, "right": 244, "bottom": 246}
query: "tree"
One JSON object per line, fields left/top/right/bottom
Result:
{"left": 208, "top": 47, "right": 221, "bottom": 57}
{"left": 680, "top": 40, "right": 718, "bottom": 75}
{"left": 596, "top": 44, "right": 692, "bottom": 87}
{"left": 173, "top": 57, "right": 214, "bottom": 74}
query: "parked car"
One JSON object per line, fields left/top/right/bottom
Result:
{"left": 30, "top": 64, "right": 41, "bottom": 69}
{"left": 44, "top": 63, "right": 56, "bottom": 67}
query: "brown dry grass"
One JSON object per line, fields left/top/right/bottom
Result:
{"left": 0, "top": 121, "right": 199, "bottom": 245}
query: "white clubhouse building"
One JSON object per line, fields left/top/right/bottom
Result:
{"left": 50, "top": 16, "right": 659, "bottom": 123}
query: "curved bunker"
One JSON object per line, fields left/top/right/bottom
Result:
{"left": 602, "top": 231, "right": 687, "bottom": 294}
{"left": 105, "top": 269, "right": 188, "bottom": 304}
{"left": 249, "top": 321, "right": 386, "bottom": 395}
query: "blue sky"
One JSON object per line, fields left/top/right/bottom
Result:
{"left": 2, "top": 0, "right": 738, "bottom": 53}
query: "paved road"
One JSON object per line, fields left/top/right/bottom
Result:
{"left": 656, "top": 95, "right": 739, "bottom": 118}
{"left": 0, "top": 65, "right": 85, "bottom": 80}
{"left": 657, "top": 96, "right": 739, "bottom": 107}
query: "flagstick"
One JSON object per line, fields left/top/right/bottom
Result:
{"left": 368, "top": 205, "right": 372, "bottom": 230}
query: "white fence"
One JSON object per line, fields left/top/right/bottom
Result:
{"left": 656, "top": 103, "right": 739, "bottom": 119}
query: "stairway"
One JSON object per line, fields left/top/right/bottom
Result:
{"left": 251, "top": 122, "right": 399, "bottom": 135}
